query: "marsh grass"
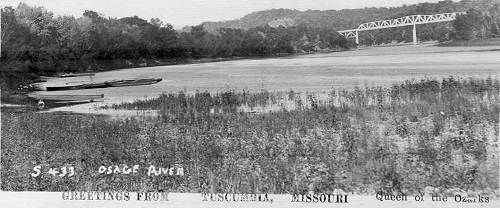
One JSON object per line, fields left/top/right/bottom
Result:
{"left": 2, "top": 77, "right": 499, "bottom": 195}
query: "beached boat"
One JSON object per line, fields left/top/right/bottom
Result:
{"left": 80, "top": 82, "right": 110, "bottom": 89}
{"left": 39, "top": 73, "right": 95, "bottom": 81}
{"left": 46, "top": 84, "right": 85, "bottom": 91}
{"left": 45, "top": 82, "right": 110, "bottom": 91}
{"left": 29, "top": 94, "right": 104, "bottom": 102}
{"left": 35, "top": 78, "right": 161, "bottom": 91}
{"left": 57, "top": 73, "right": 96, "bottom": 78}
{"left": 108, "top": 78, "right": 162, "bottom": 87}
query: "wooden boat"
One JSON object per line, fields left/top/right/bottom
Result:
{"left": 39, "top": 78, "right": 161, "bottom": 91}
{"left": 46, "top": 84, "right": 84, "bottom": 91}
{"left": 39, "top": 73, "right": 95, "bottom": 81}
{"left": 45, "top": 82, "right": 110, "bottom": 91}
{"left": 109, "top": 78, "right": 162, "bottom": 87}
{"left": 29, "top": 94, "right": 104, "bottom": 102}
{"left": 80, "top": 82, "right": 110, "bottom": 89}
{"left": 57, "top": 73, "right": 95, "bottom": 78}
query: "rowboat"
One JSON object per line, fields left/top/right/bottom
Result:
{"left": 57, "top": 73, "right": 96, "bottom": 78}
{"left": 29, "top": 94, "right": 104, "bottom": 102}
{"left": 39, "top": 73, "right": 95, "bottom": 81}
{"left": 108, "top": 78, "right": 162, "bottom": 87}
{"left": 34, "top": 78, "right": 162, "bottom": 91}
{"left": 45, "top": 82, "right": 110, "bottom": 91}
{"left": 80, "top": 82, "right": 110, "bottom": 89}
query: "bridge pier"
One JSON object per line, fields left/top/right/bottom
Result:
{"left": 412, "top": 24, "right": 417, "bottom": 45}
{"left": 355, "top": 30, "right": 359, "bottom": 45}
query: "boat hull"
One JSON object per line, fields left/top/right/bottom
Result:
{"left": 29, "top": 94, "right": 104, "bottom": 102}
{"left": 108, "top": 78, "right": 163, "bottom": 87}
{"left": 41, "top": 78, "right": 162, "bottom": 91}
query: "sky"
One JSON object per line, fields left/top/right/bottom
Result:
{"left": 2, "top": 0, "right": 449, "bottom": 28}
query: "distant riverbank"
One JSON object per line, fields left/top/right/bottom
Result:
{"left": 438, "top": 38, "right": 500, "bottom": 47}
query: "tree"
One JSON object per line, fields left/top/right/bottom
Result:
{"left": 15, "top": 3, "right": 56, "bottom": 46}
{"left": 452, "top": 9, "right": 485, "bottom": 40}
{"left": 150, "top": 18, "right": 163, "bottom": 27}
{"left": 489, "top": 3, "right": 500, "bottom": 36}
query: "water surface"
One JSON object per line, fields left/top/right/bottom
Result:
{"left": 32, "top": 44, "right": 500, "bottom": 114}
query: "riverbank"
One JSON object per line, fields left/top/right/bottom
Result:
{"left": 2, "top": 77, "right": 498, "bottom": 194}
{"left": 0, "top": 49, "right": 345, "bottom": 103}
{"left": 19, "top": 44, "right": 499, "bottom": 115}
{"left": 3, "top": 44, "right": 500, "bottom": 113}
{"left": 438, "top": 38, "right": 500, "bottom": 47}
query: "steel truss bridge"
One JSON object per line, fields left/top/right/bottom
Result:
{"left": 337, "top": 12, "right": 465, "bottom": 45}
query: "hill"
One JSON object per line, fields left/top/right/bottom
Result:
{"left": 200, "top": 0, "right": 498, "bottom": 33}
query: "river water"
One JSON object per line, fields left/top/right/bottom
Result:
{"left": 31, "top": 44, "right": 500, "bottom": 114}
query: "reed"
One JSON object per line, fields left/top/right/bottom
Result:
{"left": 2, "top": 77, "right": 499, "bottom": 195}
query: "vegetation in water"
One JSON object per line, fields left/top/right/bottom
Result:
{"left": 2, "top": 77, "right": 498, "bottom": 195}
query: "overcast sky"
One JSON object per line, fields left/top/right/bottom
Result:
{"left": 2, "top": 0, "right": 449, "bottom": 28}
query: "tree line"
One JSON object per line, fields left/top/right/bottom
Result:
{"left": 452, "top": 4, "right": 500, "bottom": 40}
{"left": 0, "top": 3, "right": 349, "bottom": 91}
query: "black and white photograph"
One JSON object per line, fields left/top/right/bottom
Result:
{"left": 0, "top": 0, "right": 499, "bottom": 207}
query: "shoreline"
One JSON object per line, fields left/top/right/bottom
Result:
{"left": 3, "top": 43, "right": 500, "bottom": 112}
{"left": 0, "top": 48, "right": 350, "bottom": 97}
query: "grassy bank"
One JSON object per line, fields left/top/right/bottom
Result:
{"left": 1, "top": 77, "right": 499, "bottom": 195}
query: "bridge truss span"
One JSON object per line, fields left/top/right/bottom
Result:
{"left": 337, "top": 12, "right": 466, "bottom": 45}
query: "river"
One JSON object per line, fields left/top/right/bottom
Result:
{"left": 30, "top": 44, "right": 500, "bottom": 114}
